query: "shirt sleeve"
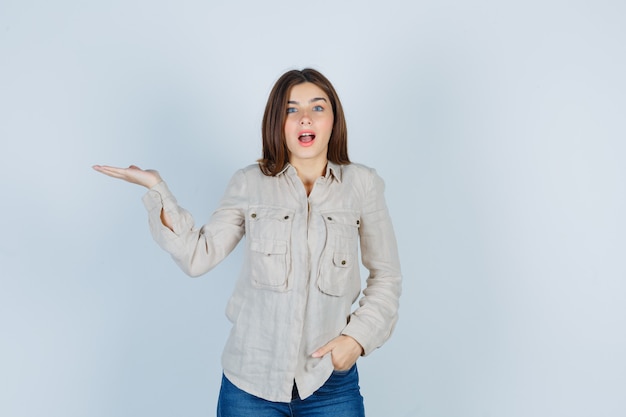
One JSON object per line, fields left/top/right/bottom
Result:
{"left": 141, "top": 170, "right": 247, "bottom": 277}
{"left": 341, "top": 168, "right": 402, "bottom": 355}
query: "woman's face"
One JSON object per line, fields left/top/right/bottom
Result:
{"left": 283, "top": 82, "right": 334, "bottom": 167}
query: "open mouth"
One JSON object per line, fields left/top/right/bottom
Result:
{"left": 298, "top": 132, "right": 316, "bottom": 143}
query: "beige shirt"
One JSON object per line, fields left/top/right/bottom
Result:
{"left": 142, "top": 161, "right": 402, "bottom": 402}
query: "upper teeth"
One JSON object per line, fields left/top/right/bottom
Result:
{"left": 301, "top": 133, "right": 313, "bottom": 137}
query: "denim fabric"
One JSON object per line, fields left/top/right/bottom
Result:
{"left": 217, "top": 365, "right": 365, "bottom": 417}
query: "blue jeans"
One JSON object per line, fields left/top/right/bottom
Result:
{"left": 216, "top": 365, "right": 365, "bottom": 417}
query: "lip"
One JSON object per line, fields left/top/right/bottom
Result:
{"left": 297, "top": 130, "right": 316, "bottom": 147}
{"left": 298, "top": 129, "right": 316, "bottom": 137}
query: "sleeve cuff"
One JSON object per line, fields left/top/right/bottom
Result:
{"left": 141, "top": 181, "right": 177, "bottom": 210}
{"left": 341, "top": 320, "right": 377, "bottom": 357}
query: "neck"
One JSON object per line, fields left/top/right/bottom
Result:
{"left": 290, "top": 158, "right": 328, "bottom": 195}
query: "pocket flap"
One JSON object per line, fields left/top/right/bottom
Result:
{"left": 321, "top": 210, "right": 361, "bottom": 228}
{"left": 333, "top": 252, "right": 352, "bottom": 268}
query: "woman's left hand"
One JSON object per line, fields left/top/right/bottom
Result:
{"left": 312, "top": 335, "right": 364, "bottom": 371}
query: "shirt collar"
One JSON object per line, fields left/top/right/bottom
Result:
{"left": 277, "top": 161, "right": 343, "bottom": 183}
{"left": 326, "top": 161, "right": 343, "bottom": 183}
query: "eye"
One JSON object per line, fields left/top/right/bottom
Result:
{"left": 313, "top": 105, "right": 324, "bottom": 111}
{"left": 286, "top": 107, "right": 297, "bottom": 114}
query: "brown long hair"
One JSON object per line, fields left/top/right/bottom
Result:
{"left": 258, "top": 68, "right": 350, "bottom": 176}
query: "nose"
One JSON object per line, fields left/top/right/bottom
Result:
{"left": 299, "top": 112, "right": 312, "bottom": 125}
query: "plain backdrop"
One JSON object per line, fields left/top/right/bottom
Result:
{"left": 1, "top": 1, "right": 625, "bottom": 416}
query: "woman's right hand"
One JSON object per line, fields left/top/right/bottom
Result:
{"left": 92, "top": 164, "right": 162, "bottom": 189}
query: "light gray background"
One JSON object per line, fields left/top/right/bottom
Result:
{"left": 1, "top": 1, "right": 624, "bottom": 416}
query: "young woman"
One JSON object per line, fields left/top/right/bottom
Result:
{"left": 93, "top": 68, "right": 401, "bottom": 416}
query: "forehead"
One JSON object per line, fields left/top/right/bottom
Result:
{"left": 288, "top": 82, "right": 329, "bottom": 101}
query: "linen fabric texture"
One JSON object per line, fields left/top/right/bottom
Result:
{"left": 142, "top": 162, "right": 402, "bottom": 402}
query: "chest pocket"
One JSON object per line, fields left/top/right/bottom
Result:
{"left": 247, "top": 206, "right": 295, "bottom": 291}
{"left": 318, "top": 210, "right": 361, "bottom": 297}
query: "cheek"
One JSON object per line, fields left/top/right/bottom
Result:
{"left": 284, "top": 118, "right": 297, "bottom": 133}
{"left": 323, "top": 118, "right": 334, "bottom": 133}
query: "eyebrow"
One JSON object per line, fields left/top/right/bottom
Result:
{"left": 287, "top": 97, "right": 328, "bottom": 105}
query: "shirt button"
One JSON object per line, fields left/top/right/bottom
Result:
{"left": 284, "top": 215, "right": 289, "bottom": 220}
{"left": 327, "top": 217, "right": 333, "bottom": 221}
{"left": 356, "top": 220, "right": 360, "bottom": 225}
{"left": 251, "top": 213, "right": 257, "bottom": 218}
{"left": 341, "top": 260, "right": 347, "bottom": 265}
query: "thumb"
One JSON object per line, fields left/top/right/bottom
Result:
{"left": 312, "top": 342, "right": 334, "bottom": 358}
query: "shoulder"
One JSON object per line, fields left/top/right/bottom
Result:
{"left": 340, "top": 163, "right": 387, "bottom": 201}
{"left": 240, "top": 164, "right": 263, "bottom": 174}
{"left": 341, "top": 162, "right": 375, "bottom": 175}
{"left": 226, "top": 164, "right": 278, "bottom": 190}
{"left": 228, "top": 164, "right": 265, "bottom": 181}
{"left": 340, "top": 162, "right": 383, "bottom": 184}
{"left": 239, "top": 163, "right": 263, "bottom": 175}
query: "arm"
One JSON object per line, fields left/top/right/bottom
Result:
{"left": 94, "top": 164, "right": 247, "bottom": 277}
{"left": 341, "top": 169, "right": 402, "bottom": 355}
{"left": 143, "top": 171, "right": 247, "bottom": 277}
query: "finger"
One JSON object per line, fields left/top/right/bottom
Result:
{"left": 93, "top": 165, "right": 124, "bottom": 173}
{"left": 93, "top": 166, "right": 127, "bottom": 178}
{"left": 312, "top": 342, "right": 334, "bottom": 358}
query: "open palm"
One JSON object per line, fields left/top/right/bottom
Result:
{"left": 92, "top": 164, "right": 162, "bottom": 189}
